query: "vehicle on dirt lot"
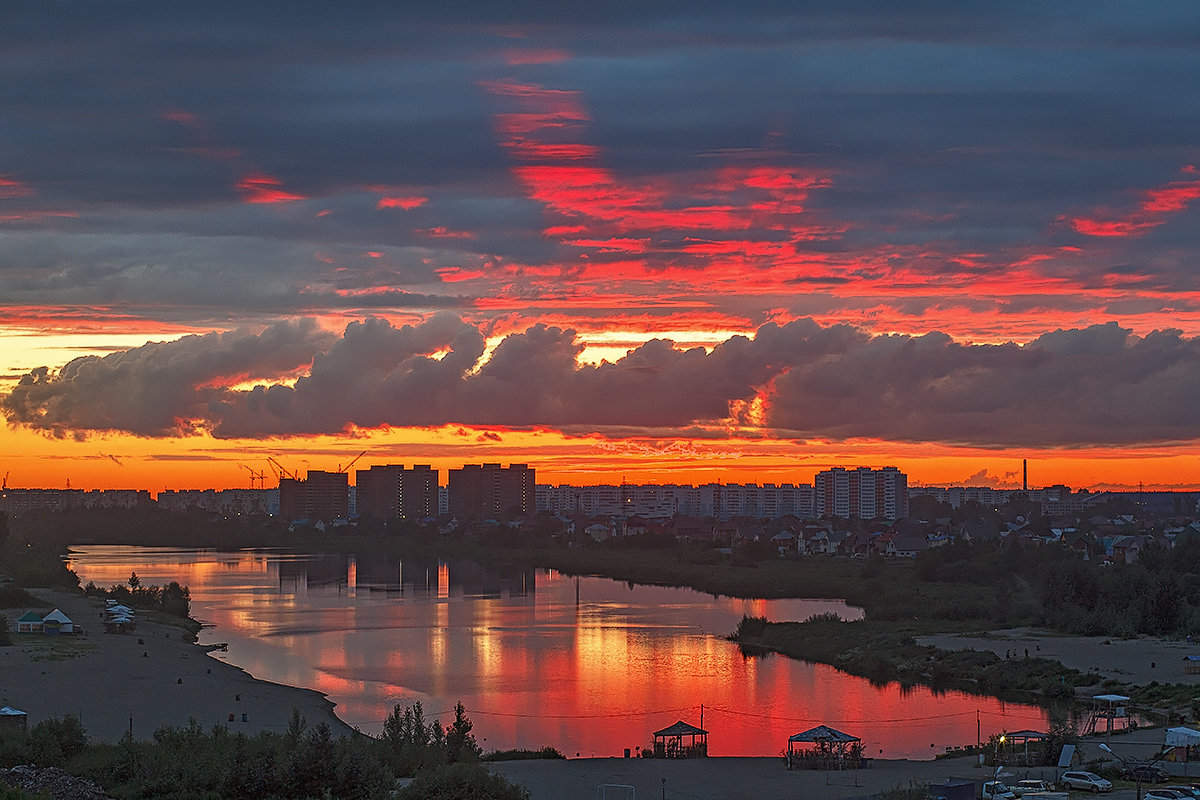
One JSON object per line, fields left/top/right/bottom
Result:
{"left": 1012, "top": 779, "right": 1053, "bottom": 796}
{"left": 982, "top": 780, "right": 1017, "bottom": 800}
{"left": 1145, "top": 790, "right": 1189, "bottom": 800}
{"left": 1059, "top": 771, "right": 1112, "bottom": 793}
{"left": 1126, "top": 764, "right": 1170, "bottom": 783}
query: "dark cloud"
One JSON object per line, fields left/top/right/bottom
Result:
{"left": 5, "top": 316, "right": 1199, "bottom": 447}
{"left": 2, "top": 1, "right": 1200, "bottom": 327}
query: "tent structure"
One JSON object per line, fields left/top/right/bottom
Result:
{"left": 41, "top": 608, "right": 73, "bottom": 634}
{"left": 1167, "top": 727, "right": 1200, "bottom": 747}
{"left": 786, "top": 725, "right": 865, "bottom": 770}
{"left": 651, "top": 720, "right": 708, "bottom": 758}
{"left": 16, "top": 611, "right": 44, "bottom": 633}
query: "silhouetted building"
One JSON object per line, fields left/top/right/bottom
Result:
{"left": 448, "top": 463, "right": 534, "bottom": 519}
{"left": 356, "top": 464, "right": 438, "bottom": 521}
{"left": 278, "top": 471, "right": 349, "bottom": 521}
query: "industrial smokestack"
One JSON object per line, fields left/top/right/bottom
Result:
{"left": 1023, "top": 459, "right": 1028, "bottom": 491}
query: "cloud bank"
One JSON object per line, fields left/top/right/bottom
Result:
{"left": 4, "top": 315, "right": 1198, "bottom": 447}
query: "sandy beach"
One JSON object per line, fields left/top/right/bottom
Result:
{"left": 917, "top": 627, "right": 1200, "bottom": 687}
{"left": 0, "top": 589, "right": 356, "bottom": 743}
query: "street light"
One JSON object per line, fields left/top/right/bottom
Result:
{"left": 1100, "top": 742, "right": 1172, "bottom": 800}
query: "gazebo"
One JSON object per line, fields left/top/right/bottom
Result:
{"left": 786, "top": 725, "right": 864, "bottom": 770}
{"left": 995, "top": 730, "right": 1049, "bottom": 765}
{"left": 16, "top": 611, "right": 44, "bottom": 633}
{"left": 652, "top": 720, "right": 708, "bottom": 758}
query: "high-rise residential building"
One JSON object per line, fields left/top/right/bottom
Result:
{"left": 815, "top": 466, "right": 907, "bottom": 520}
{"left": 355, "top": 464, "right": 438, "bottom": 521}
{"left": 278, "top": 470, "right": 349, "bottom": 521}
{"left": 448, "top": 463, "right": 534, "bottom": 518}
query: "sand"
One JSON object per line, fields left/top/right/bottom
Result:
{"left": 489, "top": 725, "right": 1199, "bottom": 800}
{"left": 0, "top": 589, "right": 356, "bottom": 743}
{"left": 489, "top": 753, "right": 1056, "bottom": 800}
{"left": 916, "top": 627, "right": 1200, "bottom": 687}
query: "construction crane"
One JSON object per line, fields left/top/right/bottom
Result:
{"left": 338, "top": 450, "right": 367, "bottom": 474}
{"left": 267, "top": 457, "right": 299, "bottom": 482}
{"left": 239, "top": 464, "right": 265, "bottom": 489}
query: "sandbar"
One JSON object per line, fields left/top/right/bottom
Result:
{"left": 0, "top": 589, "right": 356, "bottom": 743}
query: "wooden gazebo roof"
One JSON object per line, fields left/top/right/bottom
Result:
{"left": 654, "top": 721, "right": 706, "bottom": 737}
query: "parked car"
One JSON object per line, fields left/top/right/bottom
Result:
{"left": 1060, "top": 771, "right": 1113, "bottom": 793}
{"left": 983, "top": 781, "right": 1017, "bottom": 800}
{"left": 1126, "top": 764, "right": 1170, "bottom": 783}
{"left": 1012, "top": 779, "right": 1054, "bottom": 796}
{"left": 1145, "top": 790, "right": 1189, "bottom": 800}
{"left": 1163, "top": 787, "right": 1200, "bottom": 799}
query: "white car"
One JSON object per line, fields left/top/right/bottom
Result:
{"left": 1012, "top": 779, "right": 1054, "bottom": 796}
{"left": 1060, "top": 771, "right": 1112, "bottom": 793}
{"left": 983, "top": 781, "right": 1017, "bottom": 800}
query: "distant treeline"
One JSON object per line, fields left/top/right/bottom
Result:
{"left": 914, "top": 537, "right": 1200, "bottom": 636}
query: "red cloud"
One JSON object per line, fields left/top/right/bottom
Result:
{"left": 377, "top": 195, "right": 428, "bottom": 210}
{"left": 1071, "top": 172, "right": 1200, "bottom": 238}
{"left": 237, "top": 173, "right": 305, "bottom": 204}
{"left": 0, "top": 175, "right": 35, "bottom": 199}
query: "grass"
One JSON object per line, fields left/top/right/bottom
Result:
{"left": 14, "top": 634, "right": 97, "bottom": 661}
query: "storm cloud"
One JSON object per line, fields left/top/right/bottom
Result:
{"left": 5, "top": 316, "right": 1198, "bottom": 447}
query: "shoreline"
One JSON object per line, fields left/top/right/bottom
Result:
{"left": 0, "top": 588, "right": 357, "bottom": 743}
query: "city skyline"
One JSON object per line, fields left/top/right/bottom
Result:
{"left": 4, "top": 4, "right": 1200, "bottom": 492}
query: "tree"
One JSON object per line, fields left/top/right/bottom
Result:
{"left": 128, "top": 571, "right": 140, "bottom": 589}
{"left": 444, "top": 703, "right": 482, "bottom": 765}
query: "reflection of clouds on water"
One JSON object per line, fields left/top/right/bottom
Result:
{"left": 69, "top": 545, "right": 1042, "bottom": 759}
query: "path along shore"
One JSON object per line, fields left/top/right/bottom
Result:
{"left": 0, "top": 588, "right": 356, "bottom": 743}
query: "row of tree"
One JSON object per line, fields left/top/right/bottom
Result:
{"left": 0, "top": 705, "right": 531, "bottom": 800}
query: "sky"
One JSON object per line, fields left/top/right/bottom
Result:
{"left": 3, "top": 2, "right": 1200, "bottom": 493}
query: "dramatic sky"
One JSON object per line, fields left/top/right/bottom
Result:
{"left": 4, "top": 1, "right": 1200, "bottom": 492}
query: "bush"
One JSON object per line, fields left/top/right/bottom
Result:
{"left": 484, "top": 747, "right": 565, "bottom": 762}
{"left": 397, "top": 763, "right": 530, "bottom": 800}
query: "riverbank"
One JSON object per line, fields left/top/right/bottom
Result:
{"left": 0, "top": 588, "right": 356, "bottom": 743}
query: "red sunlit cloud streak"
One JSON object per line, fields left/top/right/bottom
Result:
{"left": 0, "top": 176, "right": 35, "bottom": 198}
{"left": 376, "top": 195, "right": 428, "bottom": 210}
{"left": 485, "top": 78, "right": 837, "bottom": 269}
{"left": 237, "top": 173, "right": 306, "bottom": 204}
{"left": 1070, "top": 171, "right": 1200, "bottom": 237}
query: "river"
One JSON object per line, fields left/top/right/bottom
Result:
{"left": 66, "top": 545, "right": 1052, "bottom": 759}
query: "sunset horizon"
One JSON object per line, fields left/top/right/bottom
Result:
{"left": 5, "top": 4, "right": 1200, "bottom": 494}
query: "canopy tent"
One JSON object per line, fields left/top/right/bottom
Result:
{"left": 651, "top": 720, "right": 707, "bottom": 758}
{"left": 1166, "top": 727, "right": 1200, "bottom": 748}
{"left": 41, "top": 608, "right": 74, "bottom": 634}
{"left": 786, "top": 725, "right": 865, "bottom": 770}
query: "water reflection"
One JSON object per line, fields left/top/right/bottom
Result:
{"left": 67, "top": 545, "right": 1051, "bottom": 759}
